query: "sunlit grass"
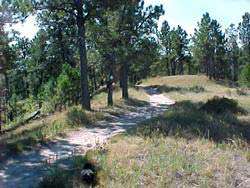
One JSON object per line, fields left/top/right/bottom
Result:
{"left": 143, "top": 75, "right": 250, "bottom": 113}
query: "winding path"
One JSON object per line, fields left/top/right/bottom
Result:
{"left": 0, "top": 87, "right": 175, "bottom": 188}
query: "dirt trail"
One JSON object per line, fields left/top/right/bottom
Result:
{"left": 0, "top": 87, "right": 175, "bottom": 188}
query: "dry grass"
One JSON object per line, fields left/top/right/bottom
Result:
{"left": 88, "top": 75, "right": 249, "bottom": 187}
{"left": 143, "top": 75, "right": 250, "bottom": 113}
{"left": 46, "top": 134, "right": 248, "bottom": 187}
{"left": 91, "top": 135, "right": 249, "bottom": 187}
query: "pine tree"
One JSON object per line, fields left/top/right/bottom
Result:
{"left": 225, "top": 24, "right": 239, "bottom": 81}
{"left": 193, "top": 13, "right": 227, "bottom": 80}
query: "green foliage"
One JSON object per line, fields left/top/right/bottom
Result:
{"left": 56, "top": 64, "right": 80, "bottom": 107}
{"left": 192, "top": 13, "right": 228, "bottom": 80}
{"left": 239, "top": 64, "right": 250, "bottom": 87}
{"left": 239, "top": 12, "right": 250, "bottom": 52}
{"left": 225, "top": 24, "right": 239, "bottom": 81}
{"left": 3, "top": 0, "right": 249, "bottom": 128}
{"left": 201, "top": 97, "right": 246, "bottom": 114}
{"left": 67, "top": 107, "right": 90, "bottom": 127}
{"left": 157, "top": 21, "right": 190, "bottom": 76}
{"left": 38, "top": 79, "right": 58, "bottom": 114}
{"left": 150, "top": 60, "right": 167, "bottom": 76}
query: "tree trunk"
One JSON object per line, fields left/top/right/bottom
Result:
{"left": 93, "top": 68, "right": 98, "bottom": 91}
{"left": 171, "top": 60, "right": 176, "bottom": 75}
{"left": 233, "top": 57, "right": 239, "bottom": 82}
{"left": 166, "top": 60, "right": 171, "bottom": 76}
{"left": 107, "top": 84, "right": 113, "bottom": 106}
{"left": 178, "top": 61, "right": 184, "bottom": 75}
{"left": 122, "top": 60, "right": 129, "bottom": 99}
{"left": 76, "top": 2, "right": 91, "bottom": 110}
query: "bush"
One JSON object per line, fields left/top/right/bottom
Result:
{"left": 67, "top": 107, "right": 90, "bottom": 127}
{"left": 38, "top": 79, "right": 59, "bottom": 114}
{"left": 201, "top": 97, "right": 245, "bottom": 114}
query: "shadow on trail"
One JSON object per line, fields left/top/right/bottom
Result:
{"left": 0, "top": 139, "right": 82, "bottom": 188}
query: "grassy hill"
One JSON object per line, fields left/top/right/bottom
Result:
{"left": 39, "top": 75, "right": 250, "bottom": 187}
{"left": 143, "top": 75, "right": 250, "bottom": 113}
{"left": 2, "top": 75, "right": 250, "bottom": 187}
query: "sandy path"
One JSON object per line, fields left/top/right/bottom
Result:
{"left": 0, "top": 87, "right": 175, "bottom": 188}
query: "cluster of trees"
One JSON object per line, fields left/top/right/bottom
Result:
{"left": 1, "top": 0, "right": 164, "bottom": 114}
{"left": 0, "top": 0, "right": 249, "bottom": 122}
{"left": 192, "top": 13, "right": 250, "bottom": 82}
{"left": 151, "top": 21, "right": 190, "bottom": 76}
{"left": 152, "top": 12, "right": 250, "bottom": 83}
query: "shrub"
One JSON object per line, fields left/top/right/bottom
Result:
{"left": 67, "top": 107, "right": 90, "bottom": 127}
{"left": 201, "top": 97, "right": 246, "bottom": 114}
{"left": 38, "top": 79, "right": 59, "bottom": 114}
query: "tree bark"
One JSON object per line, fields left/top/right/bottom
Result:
{"left": 107, "top": 83, "right": 113, "bottom": 106}
{"left": 76, "top": 1, "right": 91, "bottom": 110}
{"left": 122, "top": 60, "right": 129, "bottom": 99}
{"left": 171, "top": 60, "right": 176, "bottom": 75}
